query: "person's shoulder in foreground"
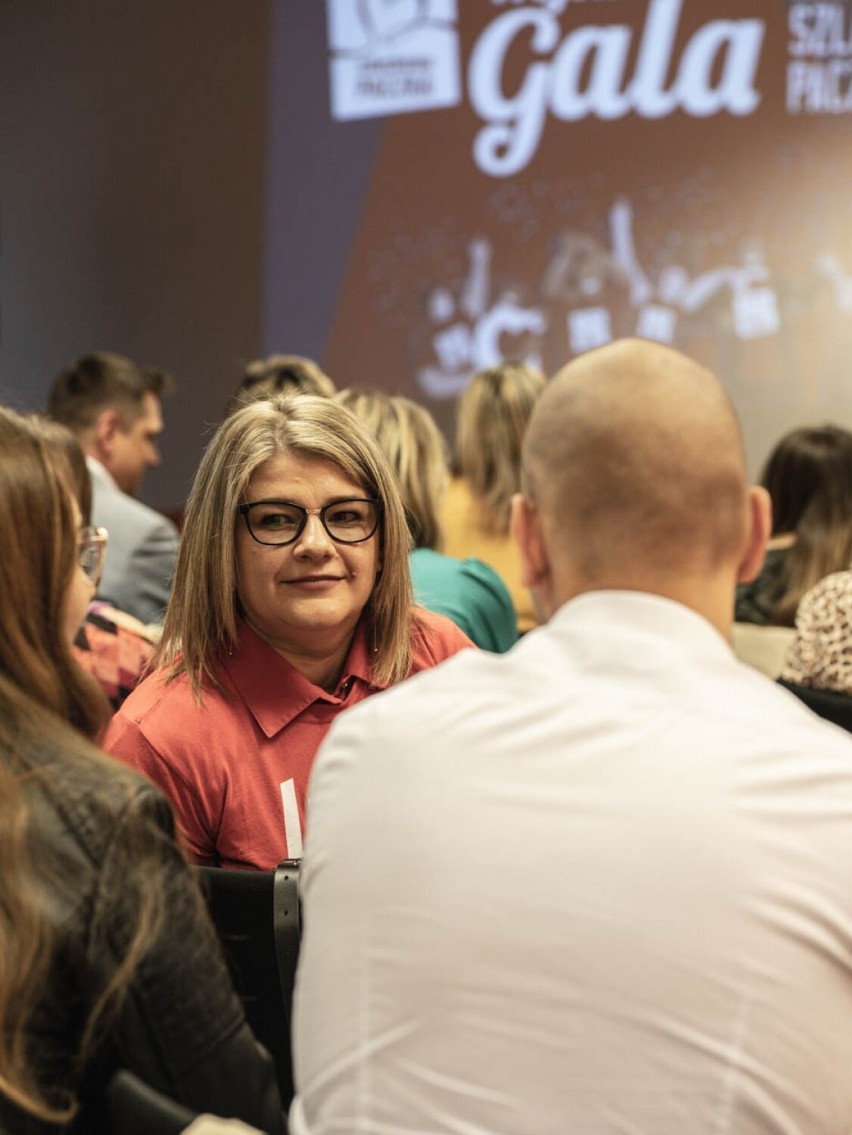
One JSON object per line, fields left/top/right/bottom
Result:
{"left": 290, "top": 338, "right": 852, "bottom": 1135}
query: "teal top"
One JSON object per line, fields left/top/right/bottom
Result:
{"left": 410, "top": 548, "right": 519, "bottom": 653}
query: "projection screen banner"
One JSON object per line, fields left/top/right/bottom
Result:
{"left": 267, "top": 0, "right": 852, "bottom": 467}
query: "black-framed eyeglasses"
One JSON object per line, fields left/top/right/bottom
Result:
{"left": 78, "top": 525, "right": 108, "bottom": 586}
{"left": 237, "top": 498, "right": 383, "bottom": 547}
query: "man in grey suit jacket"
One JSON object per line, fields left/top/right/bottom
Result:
{"left": 48, "top": 352, "right": 179, "bottom": 625}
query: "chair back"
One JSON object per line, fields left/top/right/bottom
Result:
{"left": 106, "top": 1069, "right": 196, "bottom": 1135}
{"left": 777, "top": 678, "right": 852, "bottom": 733}
{"left": 196, "top": 860, "right": 301, "bottom": 1107}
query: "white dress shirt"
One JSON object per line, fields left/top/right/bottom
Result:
{"left": 291, "top": 591, "right": 852, "bottom": 1135}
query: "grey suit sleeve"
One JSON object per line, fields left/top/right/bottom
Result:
{"left": 124, "top": 515, "right": 179, "bottom": 625}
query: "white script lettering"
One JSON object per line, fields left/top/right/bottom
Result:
{"left": 468, "top": 0, "right": 765, "bottom": 176}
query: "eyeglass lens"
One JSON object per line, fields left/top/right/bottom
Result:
{"left": 245, "top": 499, "right": 379, "bottom": 545}
{"left": 78, "top": 528, "right": 107, "bottom": 585}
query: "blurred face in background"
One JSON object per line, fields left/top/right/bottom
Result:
{"left": 107, "top": 392, "right": 164, "bottom": 495}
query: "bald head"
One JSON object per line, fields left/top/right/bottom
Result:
{"left": 522, "top": 339, "right": 753, "bottom": 598}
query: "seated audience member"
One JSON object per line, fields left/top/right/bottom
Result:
{"left": 337, "top": 389, "right": 518, "bottom": 652}
{"left": 47, "top": 352, "right": 180, "bottom": 625}
{"left": 36, "top": 416, "right": 157, "bottom": 709}
{"left": 0, "top": 407, "right": 283, "bottom": 1134}
{"left": 225, "top": 354, "right": 335, "bottom": 417}
{"left": 736, "top": 424, "right": 852, "bottom": 626}
{"left": 291, "top": 340, "right": 852, "bottom": 1135}
{"left": 105, "top": 395, "right": 472, "bottom": 869}
{"left": 780, "top": 570, "right": 852, "bottom": 693}
{"left": 442, "top": 360, "right": 546, "bottom": 633}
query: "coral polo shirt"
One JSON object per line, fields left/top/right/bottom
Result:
{"left": 104, "top": 610, "right": 472, "bottom": 869}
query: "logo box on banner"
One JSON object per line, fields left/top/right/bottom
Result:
{"left": 327, "top": 0, "right": 461, "bottom": 120}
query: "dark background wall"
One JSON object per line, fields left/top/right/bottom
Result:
{"left": 0, "top": 0, "right": 269, "bottom": 512}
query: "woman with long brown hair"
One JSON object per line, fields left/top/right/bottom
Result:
{"left": 0, "top": 407, "right": 283, "bottom": 1133}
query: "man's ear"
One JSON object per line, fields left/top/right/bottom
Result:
{"left": 511, "top": 493, "right": 550, "bottom": 589}
{"left": 94, "top": 408, "right": 122, "bottom": 458}
{"left": 736, "top": 486, "right": 772, "bottom": 584}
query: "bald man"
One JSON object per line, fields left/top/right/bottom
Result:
{"left": 291, "top": 340, "right": 852, "bottom": 1135}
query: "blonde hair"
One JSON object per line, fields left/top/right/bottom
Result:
{"left": 336, "top": 390, "right": 449, "bottom": 551}
{"left": 226, "top": 354, "right": 335, "bottom": 417}
{"left": 159, "top": 394, "right": 419, "bottom": 693}
{"left": 455, "top": 362, "right": 547, "bottom": 534}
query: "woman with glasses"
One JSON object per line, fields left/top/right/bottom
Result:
{"left": 105, "top": 394, "right": 472, "bottom": 870}
{"left": 36, "top": 416, "right": 158, "bottom": 710}
{"left": 0, "top": 407, "right": 284, "bottom": 1133}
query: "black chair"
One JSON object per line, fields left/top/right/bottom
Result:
{"left": 106, "top": 1069, "right": 197, "bottom": 1135}
{"left": 778, "top": 678, "right": 852, "bottom": 733}
{"left": 196, "top": 860, "right": 301, "bottom": 1108}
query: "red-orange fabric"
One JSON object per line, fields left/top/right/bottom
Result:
{"left": 104, "top": 610, "right": 472, "bottom": 869}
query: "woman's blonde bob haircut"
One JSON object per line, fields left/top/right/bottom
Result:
{"left": 455, "top": 361, "right": 547, "bottom": 534}
{"left": 158, "top": 394, "right": 418, "bottom": 693}
{"left": 336, "top": 390, "right": 449, "bottom": 552}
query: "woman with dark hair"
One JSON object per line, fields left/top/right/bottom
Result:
{"left": 34, "top": 416, "right": 157, "bottom": 709}
{"left": 736, "top": 424, "right": 852, "bottom": 625}
{"left": 0, "top": 408, "right": 283, "bottom": 1133}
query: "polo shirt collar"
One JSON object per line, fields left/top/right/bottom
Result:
{"left": 220, "top": 617, "right": 381, "bottom": 738}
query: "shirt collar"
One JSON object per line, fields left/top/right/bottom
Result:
{"left": 549, "top": 590, "right": 733, "bottom": 663}
{"left": 86, "top": 455, "right": 119, "bottom": 491}
{"left": 220, "top": 617, "right": 380, "bottom": 738}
